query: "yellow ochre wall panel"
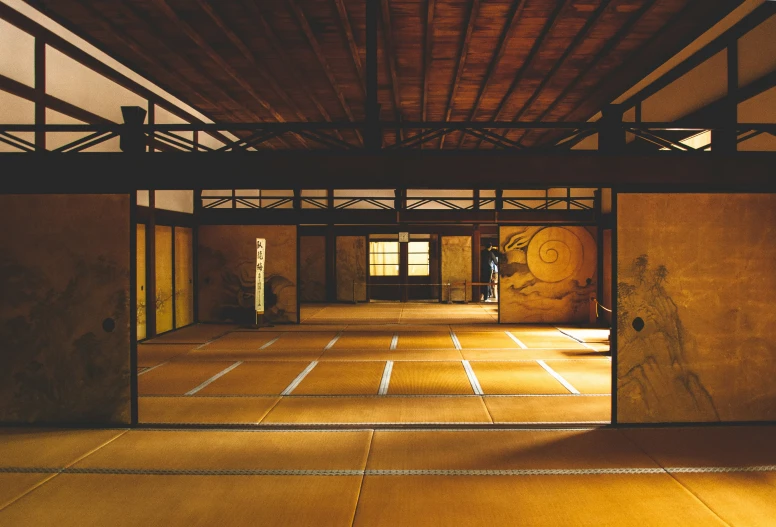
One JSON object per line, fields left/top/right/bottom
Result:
{"left": 137, "top": 224, "right": 146, "bottom": 341}
{"left": 617, "top": 193, "right": 776, "bottom": 423}
{"left": 174, "top": 227, "right": 194, "bottom": 328}
{"left": 155, "top": 226, "right": 173, "bottom": 334}
{"left": 441, "top": 236, "right": 472, "bottom": 302}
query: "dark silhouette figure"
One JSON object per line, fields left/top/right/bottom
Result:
{"left": 481, "top": 244, "right": 498, "bottom": 301}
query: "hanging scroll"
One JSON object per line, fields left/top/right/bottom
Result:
{"left": 255, "top": 238, "right": 265, "bottom": 314}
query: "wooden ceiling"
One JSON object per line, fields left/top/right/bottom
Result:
{"left": 24, "top": 0, "right": 745, "bottom": 149}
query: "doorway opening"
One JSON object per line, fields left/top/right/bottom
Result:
{"left": 368, "top": 234, "right": 437, "bottom": 302}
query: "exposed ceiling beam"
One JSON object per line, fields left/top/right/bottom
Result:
{"left": 527, "top": 0, "right": 660, "bottom": 147}
{"left": 456, "top": 0, "right": 528, "bottom": 148}
{"left": 421, "top": 0, "right": 436, "bottom": 149}
{"left": 615, "top": 1, "right": 774, "bottom": 111}
{"left": 533, "top": 0, "right": 746, "bottom": 148}
{"left": 0, "top": 72, "right": 110, "bottom": 125}
{"left": 240, "top": 1, "right": 348, "bottom": 144}
{"left": 150, "top": 0, "right": 300, "bottom": 147}
{"left": 87, "top": 0, "right": 281, "bottom": 149}
{"left": 380, "top": 0, "right": 404, "bottom": 142}
{"left": 196, "top": 0, "right": 306, "bottom": 123}
{"left": 439, "top": 0, "right": 480, "bottom": 149}
{"left": 475, "top": 0, "right": 575, "bottom": 149}
{"left": 332, "top": 0, "right": 365, "bottom": 96}
{"left": 422, "top": 0, "right": 435, "bottom": 123}
{"left": 286, "top": 0, "right": 364, "bottom": 146}
{"left": 26, "top": 0, "right": 239, "bottom": 148}
{"left": 196, "top": 0, "right": 324, "bottom": 148}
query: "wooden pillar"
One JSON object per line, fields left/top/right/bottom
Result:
{"left": 365, "top": 0, "right": 380, "bottom": 150}
{"left": 145, "top": 190, "right": 156, "bottom": 338}
{"left": 712, "top": 42, "right": 738, "bottom": 153}
{"left": 595, "top": 189, "right": 604, "bottom": 326}
{"left": 193, "top": 189, "right": 201, "bottom": 323}
{"left": 472, "top": 225, "right": 481, "bottom": 303}
{"left": 325, "top": 225, "right": 337, "bottom": 302}
{"left": 293, "top": 188, "right": 302, "bottom": 213}
{"left": 400, "top": 235, "right": 408, "bottom": 303}
{"left": 599, "top": 104, "right": 625, "bottom": 153}
{"left": 34, "top": 37, "right": 45, "bottom": 152}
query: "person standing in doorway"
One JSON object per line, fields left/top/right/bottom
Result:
{"left": 481, "top": 243, "right": 498, "bottom": 301}
{"left": 488, "top": 243, "right": 499, "bottom": 302}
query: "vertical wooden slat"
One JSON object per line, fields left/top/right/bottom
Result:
{"left": 34, "top": 36, "right": 45, "bottom": 152}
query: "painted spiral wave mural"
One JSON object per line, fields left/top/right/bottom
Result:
{"left": 526, "top": 226, "right": 596, "bottom": 284}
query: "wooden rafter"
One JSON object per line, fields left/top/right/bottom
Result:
{"left": 151, "top": 0, "right": 302, "bottom": 147}
{"left": 439, "top": 0, "right": 480, "bottom": 149}
{"left": 422, "top": 0, "right": 435, "bottom": 122}
{"left": 0, "top": 72, "right": 111, "bottom": 126}
{"left": 456, "top": 0, "right": 528, "bottom": 148}
{"left": 195, "top": 0, "right": 322, "bottom": 148}
{"left": 380, "top": 0, "right": 403, "bottom": 142}
{"left": 196, "top": 0, "right": 305, "bottom": 122}
{"left": 421, "top": 0, "right": 436, "bottom": 149}
{"left": 476, "top": 0, "right": 593, "bottom": 148}
{"left": 527, "top": 0, "right": 660, "bottom": 146}
{"left": 79, "top": 0, "right": 279, "bottom": 149}
{"left": 286, "top": 0, "right": 364, "bottom": 146}
{"left": 151, "top": 0, "right": 307, "bottom": 148}
{"left": 14, "top": 0, "right": 240, "bottom": 148}
{"left": 332, "top": 0, "right": 365, "bottom": 95}
{"left": 240, "top": 1, "right": 347, "bottom": 143}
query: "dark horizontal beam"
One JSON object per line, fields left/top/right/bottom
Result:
{"left": 2, "top": 152, "right": 775, "bottom": 192}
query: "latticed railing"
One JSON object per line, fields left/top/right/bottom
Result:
{"left": 1, "top": 119, "right": 774, "bottom": 153}
{"left": 200, "top": 189, "right": 596, "bottom": 211}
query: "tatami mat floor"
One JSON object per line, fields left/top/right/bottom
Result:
{"left": 299, "top": 302, "right": 499, "bottom": 324}
{"left": 138, "top": 314, "right": 611, "bottom": 425}
{"left": 1, "top": 426, "right": 774, "bottom": 526}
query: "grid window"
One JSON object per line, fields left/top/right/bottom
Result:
{"left": 370, "top": 241, "right": 399, "bottom": 276}
{"left": 408, "top": 241, "right": 430, "bottom": 276}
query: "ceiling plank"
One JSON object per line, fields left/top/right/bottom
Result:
{"left": 547, "top": 0, "right": 744, "bottom": 147}
{"left": 439, "top": 0, "right": 480, "bottom": 150}
{"left": 477, "top": 0, "right": 578, "bottom": 148}
{"left": 456, "top": 0, "right": 528, "bottom": 148}
{"left": 421, "top": 0, "right": 435, "bottom": 149}
{"left": 286, "top": 0, "right": 364, "bottom": 146}
{"left": 422, "top": 0, "right": 435, "bottom": 123}
{"left": 78, "top": 0, "right": 280, "bottom": 149}
{"left": 240, "top": 1, "right": 348, "bottom": 144}
{"left": 332, "top": 0, "right": 365, "bottom": 95}
{"left": 195, "top": 0, "right": 307, "bottom": 122}
{"left": 379, "top": 0, "right": 403, "bottom": 142}
{"left": 196, "top": 0, "right": 323, "bottom": 148}
{"left": 14, "top": 0, "right": 242, "bottom": 148}
{"left": 150, "top": 0, "right": 301, "bottom": 147}
{"left": 526, "top": 0, "right": 660, "bottom": 146}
